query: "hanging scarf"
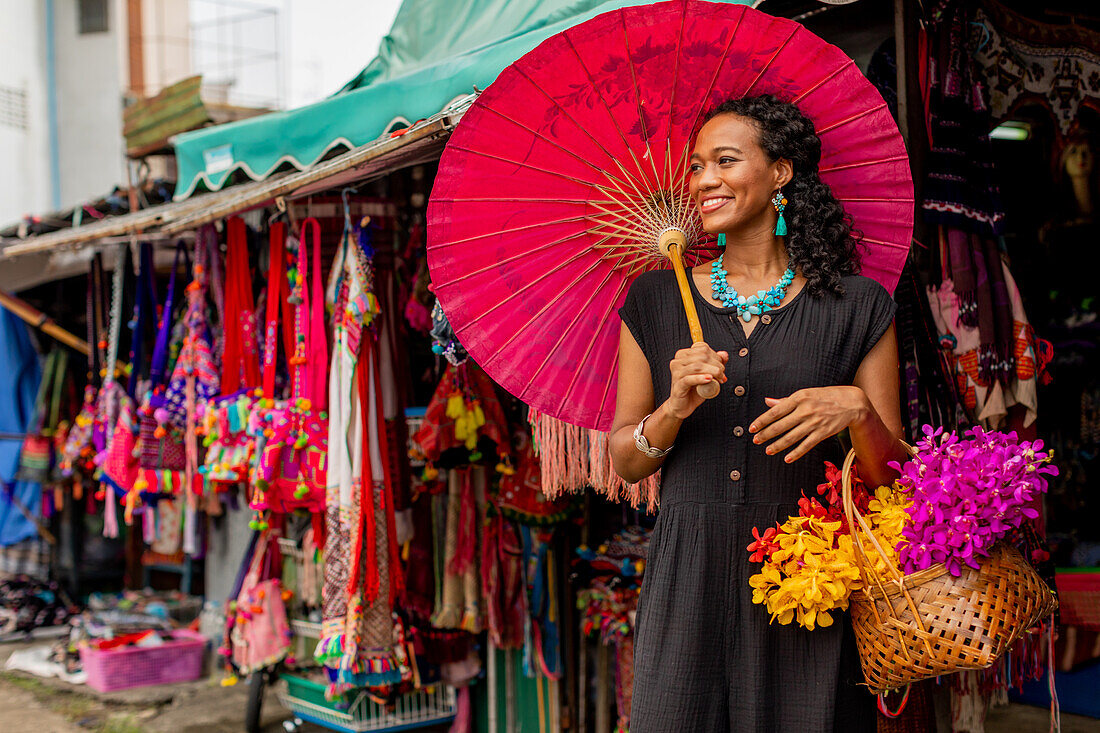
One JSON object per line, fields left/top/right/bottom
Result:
{"left": 315, "top": 227, "right": 399, "bottom": 699}
{"left": 943, "top": 227, "right": 1016, "bottom": 385}
{"left": 922, "top": 5, "right": 1006, "bottom": 235}
{"left": 400, "top": 488, "right": 436, "bottom": 622}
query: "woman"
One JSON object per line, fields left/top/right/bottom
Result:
{"left": 611, "top": 94, "right": 909, "bottom": 732}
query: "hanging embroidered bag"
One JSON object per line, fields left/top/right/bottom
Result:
{"left": 229, "top": 531, "right": 292, "bottom": 675}
{"left": 16, "top": 349, "right": 69, "bottom": 483}
{"left": 202, "top": 219, "right": 262, "bottom": 489}
{"left": 61, "top": 256, "right": 109, "bottom": 478}
{"left": 252, "top": 218, "right": 328, "bottom": 515}
{"left": 138, "top": 242, "right": 189, "bottom": 474}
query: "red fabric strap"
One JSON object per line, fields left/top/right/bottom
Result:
{"left": 350, "top": 337, "right": 380, "bottom": 604}
{"left": 221, "top": 218, "right": 260, "bottom": 393}
{"left": 373, "top": 342, "right": 404, "bottom": 604}
{"left": 298, "top": 217, "right": 328, "bottom": 409}
{"left": 263, "top": 223, "right": 286, "bottom": 399}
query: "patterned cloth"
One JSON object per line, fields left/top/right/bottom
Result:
{"left": 927, "top": 262, "right": 1050, "bottom": 428}
{"left": 317, "top": 229, "right": 398, "bottom": 697}
{"left": 972, "top": 3, "right": 1100, "bottom": 137}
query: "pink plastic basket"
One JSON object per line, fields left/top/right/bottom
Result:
{"left": 80, "top": 630, "right": 206, "bottom": 692}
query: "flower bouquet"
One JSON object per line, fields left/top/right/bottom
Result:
{"left": 747, "top": 461, "right": 912, "bottom": 630}
{"left": 893, "top": 425, "right": 1057, "bottom": 577}
{"left": 748, "top": 424, "right": 1059, "bottom": 693}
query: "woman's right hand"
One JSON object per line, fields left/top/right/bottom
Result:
{"left": 666, "top": 342, "right": 728, "bottom": 419}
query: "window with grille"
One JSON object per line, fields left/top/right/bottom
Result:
{"left": 0, "top": 86, "right": 27, "bottom": 130}
{"left": 78, "top": 0, "right": 109, "bottom": 34}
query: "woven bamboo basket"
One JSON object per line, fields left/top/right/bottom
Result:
{"left": 839, "top": 448, "right": 1058, "bottom": 694}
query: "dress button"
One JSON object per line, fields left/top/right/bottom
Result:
{"left": 729, "top": 469, "right": 742, "bottom": 481}
{"left": 733, "top": 426, "right": 744, "bottom": 437}
{"left": 761, "top": 314, "right": 772, "bottom": 324}
{"left": 738, "top": 347, "right": 749, "bottom": 357}
{"left": 734, "top": 385, "right": 746, "bottom": 396}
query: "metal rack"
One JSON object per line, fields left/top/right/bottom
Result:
{"left": 277, "top": 678, "right": 457, "bottom": 733}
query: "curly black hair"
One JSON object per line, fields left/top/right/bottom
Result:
{"left": 704, "top": 94, "right": 861, "bottom": 296}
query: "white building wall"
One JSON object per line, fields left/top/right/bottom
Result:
{"left": 0, "top": 1, "right": 52, "bottom": 225}
{"left": 53, "top": 0, "right": 128, "bottom": 209}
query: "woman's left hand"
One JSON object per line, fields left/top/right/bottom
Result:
{"left": 748, "top": 386, "right": 870, "bottom": 463}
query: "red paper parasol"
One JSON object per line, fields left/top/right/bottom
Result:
{"left": 428, "top": 0, "right": 913, "bottom": 432}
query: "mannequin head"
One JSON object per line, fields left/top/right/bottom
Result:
{"left": 1062, "top": 138, "right": 1094, "bottom": 181}
{"left": 1055, "top": 131, "right": 1096, "bottom": 218}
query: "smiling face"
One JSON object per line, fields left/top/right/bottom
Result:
{"left": 689, "top": 114, "right": 791, "bottom": 237}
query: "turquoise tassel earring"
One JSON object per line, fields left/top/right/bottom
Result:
{"left": 717, "top": 233, "right": 726, "bottom": 248}
{"left": 771, "top": 190, "right": 788, "bottom": 236}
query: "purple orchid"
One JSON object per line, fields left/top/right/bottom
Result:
{"left": 894, "top": 425, "right": 1058, "bottom": 577}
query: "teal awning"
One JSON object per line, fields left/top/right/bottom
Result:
{"left": 172, "top": 0, "right": 753, "bottom": 199}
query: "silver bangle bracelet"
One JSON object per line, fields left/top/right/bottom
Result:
{"left": 633, "top": 413, "right": 673, "bottom": 458}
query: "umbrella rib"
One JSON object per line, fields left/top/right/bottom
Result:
{"left": 467, "top": 250, "right": 617, "bottom": 352}
{"left": 793, "top": 58, "right": 855, "bottom": 103}
{"left": 444, "top": 144, "right": 601, "bottom": 190}
{"left": 432, "top": 213, "right": 590, "bottom": 249}
{"left": 588, "top": 201, "right": 661, "bottom": 240}
{"left": 742, "top": 25, "right": 801, "bottom": 97}
{"left": 859, "top": 236, "right": 910, "bottom": 249}
{"left": 595, "top": 343, "right": 620, "bottom": 431}
{"left": 476, "top": 103, "right": 615, "bottom": 179}
{"left": 461, "top": 245, "right": 614, "bottom": 330}
{"left": 440, "top": 229, "right": 597, "bottom": 287}
{"left": 686, "top": 6, "right": 745, "bottom": 135}
{"left": 560, "top": 30, "right": 655, "bottom": 196}
{"left": 816, "top": 102, "right": 888, "bottom": 136}
{"left": 595, "top": 167, "right": 660, "bottom": 227}
{"left": 839, "top": 196, "right": 914, "bottom": 203}
{"left": 665, "top": 0, "right": 689, "bottom": 148}
{"left": 475, "top": 91, "right": 646, "bottom": 197}
{"left": 616, "top": 8, "right": 666, "bottom": 193}
{"left": 555, "top": 275, "right": 634, "bottom": 414}
{"left": 819, "top": 154, "right": 910, "bottom": 174}
{"left": 510, "top": 65, "right": 646, "bottom": 191}
{"left": 520, "top": 251, "right": 631, "bottom": 391}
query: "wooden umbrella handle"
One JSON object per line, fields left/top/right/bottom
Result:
{"left": 660, "top": 230, "right": 720, "bottom": 400}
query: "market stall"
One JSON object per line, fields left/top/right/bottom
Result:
{"left": 1, "top": 2, "right": 1098, "bottom": 733}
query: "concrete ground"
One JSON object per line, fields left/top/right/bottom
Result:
{"left": 1, "top": 639, "right": 1097, "bottom": 732}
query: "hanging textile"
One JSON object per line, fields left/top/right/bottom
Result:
{"left": 252, "top": 219, "right": 328, "bottom": 517}
{"left": 0, "top": 305, "right": 43, "bottom": 548}
{"left": 60, "top": 256, "right": 108, "bottom": 481}
{"left": 971, "top": 3, "right": 1100, "bottom": 138}
{"left": 927, "top": 259, "right": 1052, "bottom": 428}
{"left": 315, "top": 225, "right": 403, "bottom": 699}
{"left": 922, "top": 4, "right": 1006, "bottom": 235}
{"left": 431, "top": 466, "right": 486, "bottom": 633}
{"left": 412, "top": 361, "right": 509, "bottom": 470}
{"left": 203, "top": 222, "right": 266, "bottom": 492}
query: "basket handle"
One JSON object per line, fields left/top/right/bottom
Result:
{"left": 840, "top": 445, "right": 936, "bottom": 657}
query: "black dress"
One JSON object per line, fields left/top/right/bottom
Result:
{"left": 618, "top": 270, "right": 896, "bottom": 733}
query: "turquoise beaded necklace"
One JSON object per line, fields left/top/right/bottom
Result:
{"left": 710, "top": 257, "right": 795, "bottom": 322}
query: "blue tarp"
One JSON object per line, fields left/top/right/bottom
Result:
{"left": 0, "top": 308, "right": 43, "bottom": 546}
